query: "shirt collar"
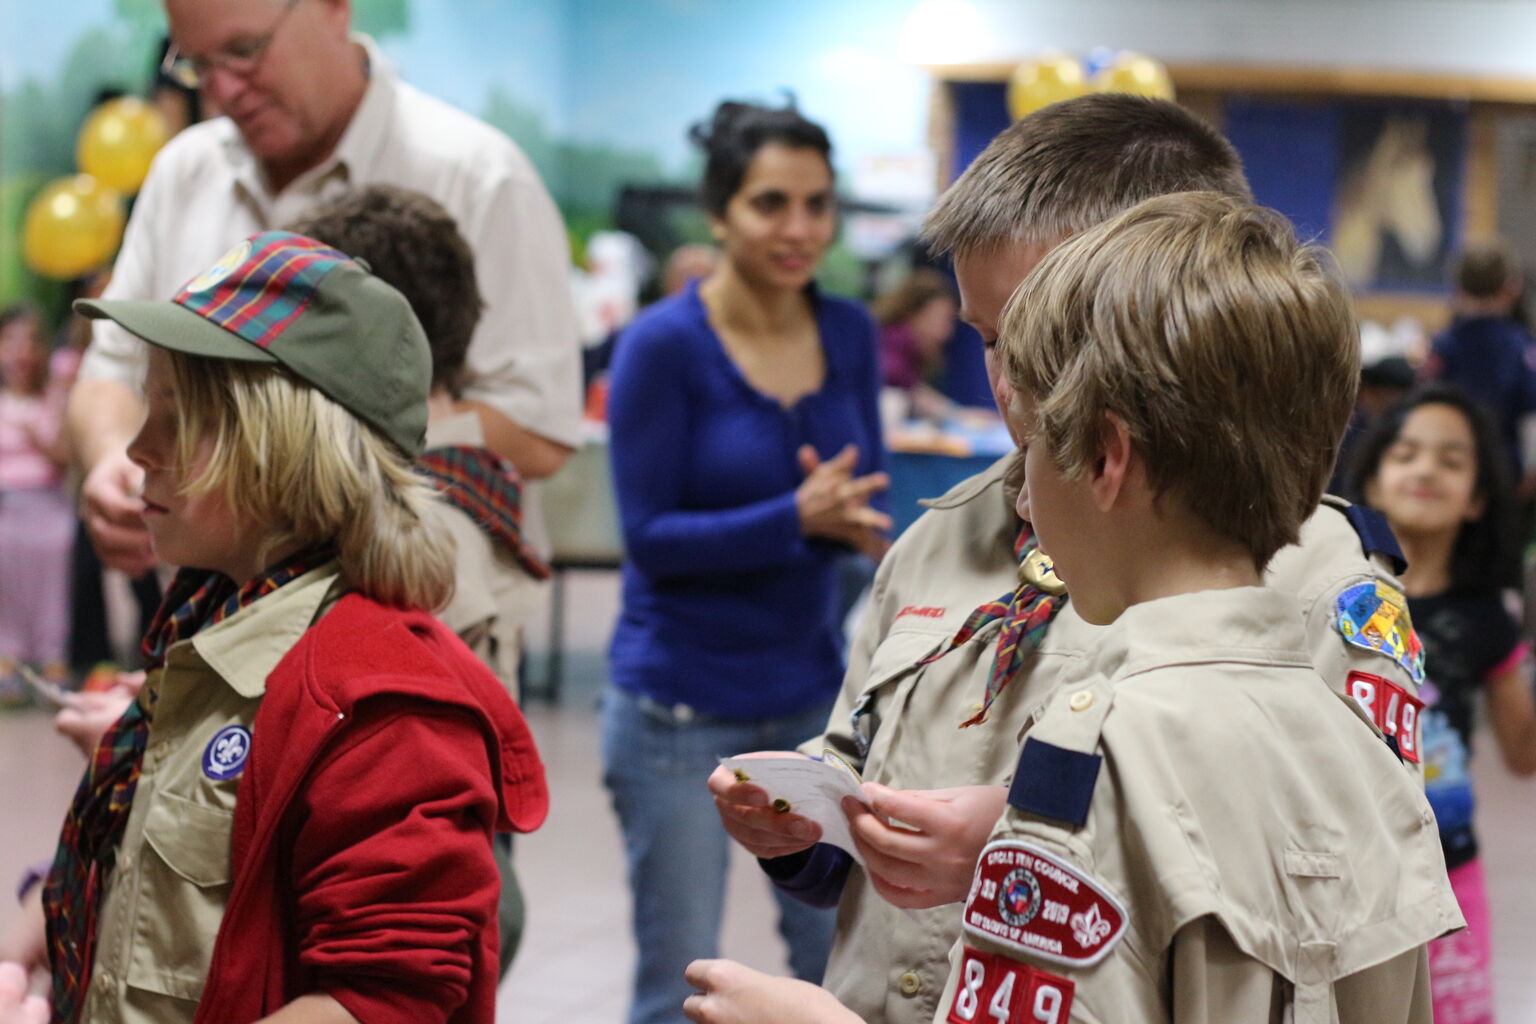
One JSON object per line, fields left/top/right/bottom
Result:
{"left": 1087, "top": 586, "right": 1313, "bottom": 684}
{"left": 190, "top": 561, "right": 343, "bottom": 698}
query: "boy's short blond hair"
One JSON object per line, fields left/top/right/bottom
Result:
{"left": 923, "top": 94, "right": 1250, "bottom": 257}
{"left": 168, "top": 351, "right": 455, "bottom": 609}
{"left": 999, "top": 191, "right": 1359, "bottom": 569}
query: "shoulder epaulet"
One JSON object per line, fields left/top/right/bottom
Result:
{"left": 1323, "top": 495, "right": 1408, "bottom": 575}
{"left": 1007, "top": 680, "right": 1113, "bottom": 828}
{"left": 1008, "top": 739, "right": 1101, "bottom": 827}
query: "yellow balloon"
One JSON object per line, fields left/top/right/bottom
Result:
{"left": 1094, "top": 52, "right": 1175, "bottom": 100}
{"left": 77, "top": 97, "right": 169, "bottom": 195}
{"left": 1007, "top": 54, "right": 1089, "bottom": 121}
{"left": 22, "top": 175, "right": 127, "bottom": 279}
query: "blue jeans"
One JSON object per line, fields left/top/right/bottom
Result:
{"left": 601, "top": 685, "right": 837, "bottom": 1024}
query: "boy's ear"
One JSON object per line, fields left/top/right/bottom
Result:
{"left": 1088, "top": 413, "right": 1134, "bottom": 512}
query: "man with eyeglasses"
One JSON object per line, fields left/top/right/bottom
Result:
{"left": 69, "top": 0, "right": 582, "bottom": 577}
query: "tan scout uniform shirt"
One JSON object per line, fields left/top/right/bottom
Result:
{"left": 804, "top": 458, "right": 1421, "bottom": 1024}
{"left": 806, "top": 455, "right": 1098, "bottom": 1024}
{"left": 426, "top": 411, "right": 548, "bottom": 695}
{"left": 81, "top": 565, "right": 340, "bottom": 1024}
{"left": 935, "top": 588, "right": 1460, "bottom": 1024}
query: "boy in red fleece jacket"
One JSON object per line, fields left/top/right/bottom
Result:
{"left": 31, "top": 232, "right": 548, "bottom": 1024}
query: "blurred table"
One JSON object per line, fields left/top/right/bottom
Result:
{"left": 885, "top": 415, "right": 1015, "bottom": 536}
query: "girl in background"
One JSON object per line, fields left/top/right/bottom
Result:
{"left": 604, "top": 98, "right": 887, "bottom": 1024}
{"left": 1349, "top": 384, "right": 1536, "bottom": 1024}
{"left": 870, "top": 268, "right": 957, "bottom": 422}
{"left": 0, "top": 305, "right": 73, "bottom": 701}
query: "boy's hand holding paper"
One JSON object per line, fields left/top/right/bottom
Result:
{"left": 709, "top": 751, "right": 871, "bottom": 864}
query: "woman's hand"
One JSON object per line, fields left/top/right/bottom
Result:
{"left": 684, "top": 959, "right": 862, "bottom": 1024}
{"left": 0, "top": 963, "right": 46, "bottom": 1024}
{"left": 794, "top": 445, "right": 891, "bottom": 557}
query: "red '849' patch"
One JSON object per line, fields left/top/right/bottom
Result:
{"left": 1346, "top": 670, "right": 1424, "bottom": 764}
{"left": 947, "top": 947, "right": 1074, "bottom": 1024}
{"left": 963, "top": 839, "right": 1127, "bottom": 967}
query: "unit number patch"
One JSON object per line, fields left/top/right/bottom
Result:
{"left": 947, "top": 946, "right": 1074, "bottom": 1024}
{"left": 1346, "top": 670, "right": 1424, "bottom": 764}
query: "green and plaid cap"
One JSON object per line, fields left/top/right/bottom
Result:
{"left": 75, "top": 230, "right": 431, "bottom": 456}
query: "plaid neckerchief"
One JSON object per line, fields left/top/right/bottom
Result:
{"left": 416, "top": 444, "right": 550, "bottom": 580}
{"left": 923, "top": 521, "right": 1068, "bottom": 728}
{"left": 44, "top": 546, "right": 333, "bottom": 1024}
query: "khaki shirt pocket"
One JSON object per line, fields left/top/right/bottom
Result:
{"left": 126, "top": 792, "right": 234, "bottom": 1002}
{"left": 852, "top": 627, "right": 953, "bottom": 775}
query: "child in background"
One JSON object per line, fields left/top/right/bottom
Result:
{"left": 870, "top": 269, "right": 958, "bottom": 422}
{"left": 1422, "top": 242, "right": 1536, "bottom": 493}
{"left": 7, "top": 232, "right": 546, "bottom": 1024}
{"left": 1348, "top": 384, "right": 1536, "bottom": 1024}
{"left": 0, "top": 305, "right": 74, "bottom": 702}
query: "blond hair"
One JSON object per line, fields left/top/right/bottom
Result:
{"left": 923, "top": 94, "right": 1250, "bottom": 257}
{"left": 167, "top": 351, "right": 455, "bottom": 609}
{"left": 998, "top": 191, "right": 1359, "bottom": 569}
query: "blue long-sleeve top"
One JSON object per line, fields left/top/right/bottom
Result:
{"left": 606, "top": 281, "right": 885, "bottom": 719}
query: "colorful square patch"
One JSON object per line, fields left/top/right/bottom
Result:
{"left": 1335, "top": 581, "right": 1425, "bottom": 683}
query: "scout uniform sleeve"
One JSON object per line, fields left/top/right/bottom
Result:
{"left": 939, "top": 680, "right": 1128, "bottom": 1024}
{"left": 1270, "top": 499, "right": 1427, "bottom": 775}
{"left": 1168, "top": 916, "right": 1284, "bottom": 1022}
{"left": 286, "top": 703, "right": 501, "bottom": 1024}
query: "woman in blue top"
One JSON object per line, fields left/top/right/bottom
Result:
{"left": 603, "top": 99, "right": 888, "bottom": 1024}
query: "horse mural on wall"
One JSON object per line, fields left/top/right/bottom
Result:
{"left": 1331, "top": 114, "right": 1446, "bottom": 288}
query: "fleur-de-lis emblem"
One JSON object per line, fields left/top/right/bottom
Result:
{"left": 214, "top": 731, "right": 247, "bottom": 765}
{"left": 1071, "top": 903, "right": 1111, "bottom": 948}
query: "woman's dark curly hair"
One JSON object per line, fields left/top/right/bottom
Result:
{"left": 689, "top": 98, "right": 833, "bottom": 216}
{"left": 1344, "top": 383, "right": 1521, "bottom": 591}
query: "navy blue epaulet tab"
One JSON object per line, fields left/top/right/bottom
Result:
{"left": 1342, "top": 503, "right": 1408, "bottom": 576}
{"left": 1008, "top": 737, "right": 1101, "bottom": 828}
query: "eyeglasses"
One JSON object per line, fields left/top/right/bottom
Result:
{"left": 160, "top": 0, "right": 301, "bottom": 90}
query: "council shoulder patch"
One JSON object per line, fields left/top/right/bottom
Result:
{"left": 1335, "top": 580, "right": 1425, "bottom": 683}
{"left": 963, "top": 839, "right": 1127, "bottom": 967}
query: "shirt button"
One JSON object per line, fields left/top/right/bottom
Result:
{"left": 1069, "top": 690, "right": 1095, "bottom": 712}
{"left": 899, "top": 971, "right": 922, "bottom": 996}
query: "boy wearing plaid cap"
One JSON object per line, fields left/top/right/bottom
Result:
{"left": 36, "top": 232, "right": 548, "bottom": 1024}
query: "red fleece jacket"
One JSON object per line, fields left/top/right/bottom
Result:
{"left": 191, "top": 594, "right": 548, "bottom": 1024}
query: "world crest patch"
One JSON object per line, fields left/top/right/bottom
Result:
{"left": 1335, "top": 581, "right": 1425, "bottom": 683}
